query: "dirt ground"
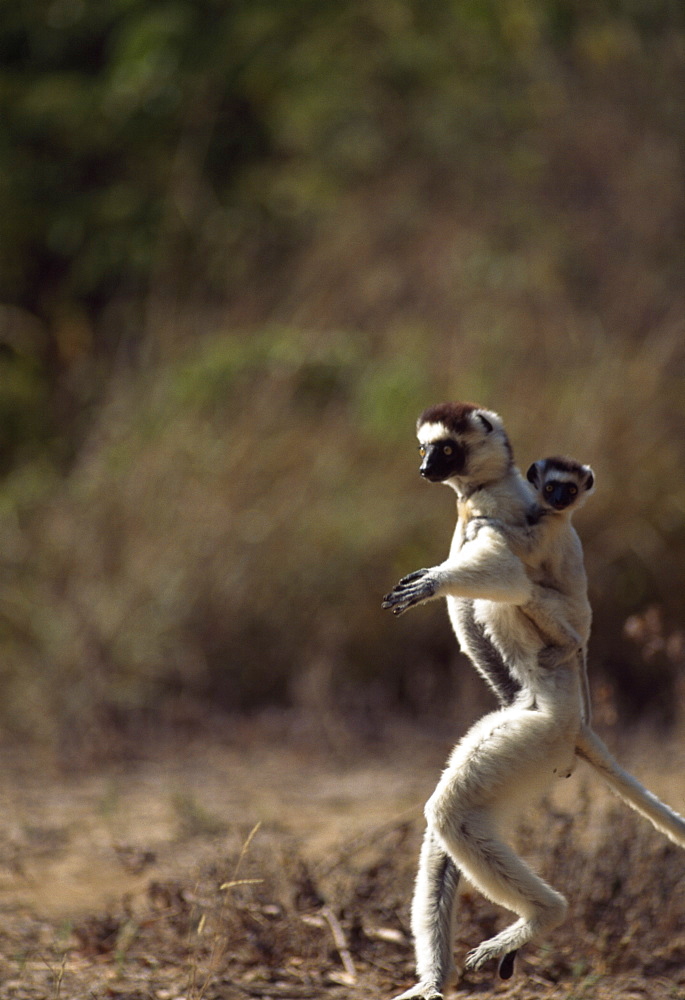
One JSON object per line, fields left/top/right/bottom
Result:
{"left": 0, "top": 717, "right": 683, "bottom": 1000}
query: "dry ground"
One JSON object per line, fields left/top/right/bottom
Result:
{"left": 0, "top": 718, "right": 683, "bottom": 1000}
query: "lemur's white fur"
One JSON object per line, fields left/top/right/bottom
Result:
{"left": 419, "top": 421, "right": 455, "bottom": 444}
{"left": 382, "top": 403, "right": 685, "bottom": 1000}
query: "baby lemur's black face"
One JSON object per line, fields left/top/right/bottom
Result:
{"left": 527, "top": 456, "right": 595, "bottom": 512}
{"left": 418, "top": 438, "right": 467, "bottom": 482}
{"left": 541, "top": 479, "right": 579, "bottom": 511}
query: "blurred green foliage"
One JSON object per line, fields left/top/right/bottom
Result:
{"left": 0, "top": 0, "right": 684, "bottom": 748}
{"left": 2, "top": 324, "right": 684, "bottom": 750}
{"left": 2, "top": 0, "right": 683, "bottom": 324}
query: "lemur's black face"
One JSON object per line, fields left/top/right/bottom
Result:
{"left": 542, "top": 479, "right": 578, "bottom": 511}
{"left": 418, "top": 439, "right": 467, "bottom": 482}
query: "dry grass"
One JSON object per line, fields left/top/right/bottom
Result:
{"left": 0, "top": 728, "right": 683, "bottom": 1000}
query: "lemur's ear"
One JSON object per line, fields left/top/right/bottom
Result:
{"left": 526, "top": 462, "right": 541, "bottom": 487}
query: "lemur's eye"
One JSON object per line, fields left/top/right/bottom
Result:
{"left": 544, "top": 483, "right": 554, "bottom": 493}
{"left": 443, "top": 445, "right": 453, "bottom": 456}
{"left": 418, "top": 446, "right": 426, "bottom": 457}
{"left": 569, "top": 485, "right": 578, "bottom": 496}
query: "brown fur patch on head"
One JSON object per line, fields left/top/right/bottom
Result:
{"left": 417, "top": 402, "right": 480, "bottom": 435}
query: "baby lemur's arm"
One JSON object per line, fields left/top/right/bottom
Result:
{"left": 502, "top": 457, "right": 594, "bottom": 649}
{"left": 471, "top": 455, "right": 595, "bottom": 713}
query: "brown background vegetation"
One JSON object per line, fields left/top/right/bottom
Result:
{"left": 0, "top": 0, "right": 684, "bottom": 748}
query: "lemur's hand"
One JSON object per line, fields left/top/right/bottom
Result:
{"left": 382, "top": 568, "right": 438, "bottom": 616}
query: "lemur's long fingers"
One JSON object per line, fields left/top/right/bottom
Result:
{"left": 382, "top": 585, "right": 420, "bottom": 605}
{"left": 384, "top": 582, "right": 419, "bottom": 600}
{"left": 382, "top": 589, "right": 422, "bottom": 611}
{"left": 382, "top": 568, "right": 430, "bottom": 605}
{"left": 397, "top": 568, "right": 429, "bottom": 585}
{"left": 381, "top": 596, "right": 412, "bottom": 613}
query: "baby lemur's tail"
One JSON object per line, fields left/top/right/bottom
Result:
{"left": 576, "top": 725, "right": 685, "bottom": 849}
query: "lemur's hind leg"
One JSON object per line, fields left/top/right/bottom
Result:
{"left": 425, "top": 706, "right": 571, "bottom": 971}
{"left": 442, "top": 813, "right": 567, "bottom": 972}
{"left": 391, "top": 829, "right": 460, "bottom": 1000}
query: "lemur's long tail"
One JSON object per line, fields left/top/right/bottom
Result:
{"left": 575, "top": 724, "right": 685, "bottom": 849}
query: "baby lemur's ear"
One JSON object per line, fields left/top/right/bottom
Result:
{"left": 526, "top": 461, "right": 542, "bottom": 488}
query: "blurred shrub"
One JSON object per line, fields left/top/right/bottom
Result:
{"left": 0, "top": 328, "right": 426, "bottom": 744}
{"left": 0, "top": 320, "right": 683, "bottom": 748}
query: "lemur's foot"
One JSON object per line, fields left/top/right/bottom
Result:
{"left": 389, "top": 980, "right": 443, "bottom": 1000}
{"left": 465, "top": 930, "right": 522, "bottom": 973}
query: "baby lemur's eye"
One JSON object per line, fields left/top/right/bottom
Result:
{"left": 544, "top": 483, "right": 554, "bottom": 494}
{"left": 418, "top": 446, "right": 426, "bottom": 457}
{"left": 443, "top": 445, "right": 453, "bottom": 456}
{"left": 569, "top": 485, "right": 578, "bottom": 496}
